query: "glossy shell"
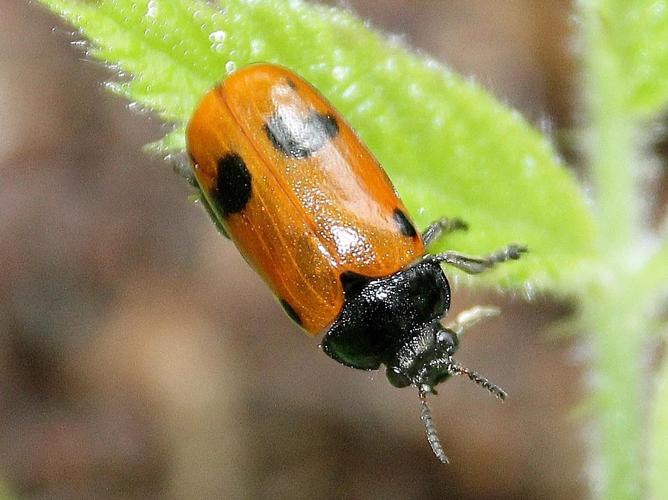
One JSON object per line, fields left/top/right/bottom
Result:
{"left": 187, "top": 64, "right": 424, "bottom": 333}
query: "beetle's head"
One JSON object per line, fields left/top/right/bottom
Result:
{"left": 384, "top": 322, "right": 457, "bottom": 392}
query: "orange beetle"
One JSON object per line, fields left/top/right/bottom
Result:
{"left": 186, "top": 63, "right": 526, "bottom": 462}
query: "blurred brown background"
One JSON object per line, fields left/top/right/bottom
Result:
{"left": 2, "top": 1, "right": 585, "bottom": 498}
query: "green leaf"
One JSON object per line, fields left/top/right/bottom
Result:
{"left": 37, "top": 0, "right": 595, "bottom": 291}
{"left": 650, "top": 352, "right": 668, "bottom": 499}
{"left": 581, "top": 0, "right": 668, "bottom": 116}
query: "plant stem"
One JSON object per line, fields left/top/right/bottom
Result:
{"left": 584, "top": 14, "right": 638, "bottom": 249}
{"left": 580, "top": 2, "right": 646, "bottom": 498}
{"left": 649, "top": 355, "right": 668, "bottom": 499}
{"left": 582, "top": 289, "right": 644, "bottom": 500}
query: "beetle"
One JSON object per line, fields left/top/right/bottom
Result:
{"left": 185, "top": 63, "right": 526, "bottom": 462}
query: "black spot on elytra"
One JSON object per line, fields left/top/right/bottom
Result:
{"left": 279, "top": 299, "right": 302, "bottom": 326}
{"left": 393, "top": 208, "right": 417, "bottom": 238}
{"left": 285, "top": 78, "right": 297, "bottom": 89}
{"left": 213, "top": 153, "right": 252, "bottom": 216}
{"left": 265, "top": 110, "right": 339, "bottom": 159}
{"left": 339, "top": 271, "right": 371, "bottom": 298}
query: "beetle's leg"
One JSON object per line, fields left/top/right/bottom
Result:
{"left": 422, "top": 217, "right": 468, "bottom": 247}
{"left": 170, "top": 152, "right": 199, "bottom": 187}
{"left": 171, "top": 153, "right": 230, "bottom": 239}
{"left": 444, "top": 305, "right": 500, "bottom": 336}
{"left": 198, "top": 191, "right": 230, "bottom": 239}
{"left": 427, "top": 244, "right": 527, "bottom": 274}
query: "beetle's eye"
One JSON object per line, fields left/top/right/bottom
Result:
{"left": 437, "top": 328, "right": 458, "bottom": 350}
{"left": 386, "top": 367, "right": 411, "bottom": 388}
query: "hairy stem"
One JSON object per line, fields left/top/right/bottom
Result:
{"left": 580, "top": 2, "right": 647, "bottom": 498}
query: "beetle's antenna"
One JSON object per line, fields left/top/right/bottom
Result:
{"left": 418, "top": 388, "right": 449, "bottom": 463}
{"left": 448, "top": 362, "right": 507, "bottom": 400}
